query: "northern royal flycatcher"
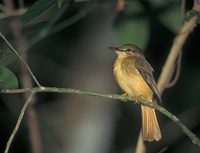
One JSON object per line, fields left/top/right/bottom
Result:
{"left": 110, "top": 44, "right": 161, "bottom": 141}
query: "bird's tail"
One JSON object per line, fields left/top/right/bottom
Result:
{"left": 141, "top": 105, "right": 161, "bottom": 141}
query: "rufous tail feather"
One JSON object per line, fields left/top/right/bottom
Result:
{"left": 141, "top": 105, "right": 161, "bottom": 141}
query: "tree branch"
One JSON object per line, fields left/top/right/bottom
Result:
{"left": 1, "top": 86, "right": 200, "bottom": 147}
{"left": 0, "top": 32, "right": 41, "bottom": 87}
{"left": 157, "top": 14, "right": 198, "bottom": 94}
{"left": 4, "top": 92, "right": 35, "bottom": 153}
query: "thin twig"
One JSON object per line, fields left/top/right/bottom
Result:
{"left": 157, "top": 14, "right": 197, "bottom": 94}
{"left": 1, "top": 86, "right": 200, "bottom": 147}
{"left": 0, "top": 32, "right": 42, "bottom": 87}
{"left": 166, "top": 51, "right": 182, "bottom": 88}
{"left": 0, "top": 9, "right": 26, "bottom": 20}
{"left": 166, "top": 0, "right": 185, "bottom": 88}
{"left": 4, "top": 92, "right": 35, "bottom": 153}
{"left": 0, "top": 88, "right": 32, "bottom": 93}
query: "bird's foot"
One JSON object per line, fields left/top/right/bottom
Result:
{"left": 120, "top": 93, "right": 129, "bottom": 101}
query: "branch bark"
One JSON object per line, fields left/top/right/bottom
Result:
{"left": 1, "top": 86, "right": 200, "bottom": 148}
{"left": 157, "top": 15, "right": 197, "bottom": 94}
{"left": 4, "top": 92, "right": 35, "bottom": 153}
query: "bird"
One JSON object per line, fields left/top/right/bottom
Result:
{"left": 110, "top": 43, "right": 161, "bottom": 141}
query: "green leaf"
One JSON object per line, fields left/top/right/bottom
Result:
{"left": 0, "top": 43, "right": 16, "bottom": 66}
{"left": 114, "top": 19, "right": 149, "bottom": 49}
{"left": 21, "top": 0, "right": 55, "bottom": 24}
{"left": 21, "top": 0, "right": 70, "bottom": 24}
{"left": 0, "top": 66, "right": 18, "bottom": 89}
{"left": 58, "top": 0, "right": 64, "bottom": 8}
{"left": 114, "top": 1, "right": 149, "bottom": 48}
{"left": 123, "top": 0, "right": 143, "bottom": 15}
{"left": 158, "top": 4, "right": 180, "bottom": 32}
{"left": 22, "top": 22, "right": 46, "bottom": 40}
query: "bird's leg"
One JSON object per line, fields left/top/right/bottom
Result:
{"left": 120, "top": 93, "right": 129, "bottom": 101}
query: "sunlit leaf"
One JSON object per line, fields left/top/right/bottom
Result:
{"left": 0, "top": 66, "right": 18, "bottom": 89}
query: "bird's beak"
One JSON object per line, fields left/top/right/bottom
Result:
{"left": 109, "top": 47, "right": 119, "bottom": 52}
{"left": 109, "top": 46, "right": 122, "bottom": 55}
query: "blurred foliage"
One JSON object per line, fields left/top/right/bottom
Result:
{"left": 0, "top": 39, "right": 17, "bottom": 89}
{"left": 22, "top": 0, "right": 97, "bottom": 48}
{"left": 0, "top": 44, "right": 16, "bottom": 66}
{"left": 21, "top": 0, "right": 73, "bottom": 25}
{"left": 21, "top": 0, "right": 59, "bottom": 24}
{"left": 114, "top": 0, "right": 180, "bottom": 48}
{"left": 157, "top": 4, "right": 180, "bottom": 32}
{"left": 20, "top": 0, "right": 180, "bottom": 50}
{"left": 0, "top": 66, "right": 18, "bottom": 89}
{"left": 114, "top": 1, "right": 149, "bottom": 47}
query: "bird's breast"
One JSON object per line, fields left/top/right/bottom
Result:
{"left": 113, "top": 57, "right": 152, "bottom": 100}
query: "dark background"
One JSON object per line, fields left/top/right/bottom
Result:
{"left": 0, "top": 0, "right": 200, "bottom": 153}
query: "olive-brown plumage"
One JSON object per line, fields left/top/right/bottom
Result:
{"left": 111, "top": 44, "right": 161, "bottom": 141}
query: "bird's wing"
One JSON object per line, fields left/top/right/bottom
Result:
{"left": 134, "top": 56, "right": 161, "bottom": 103}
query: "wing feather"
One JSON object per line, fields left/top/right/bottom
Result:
{"left": 134, "top": 56, "right": 161, "bottom": 103}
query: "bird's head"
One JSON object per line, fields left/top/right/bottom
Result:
{"left": 110, "top": 44, "right": 144, "bottom": 57}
